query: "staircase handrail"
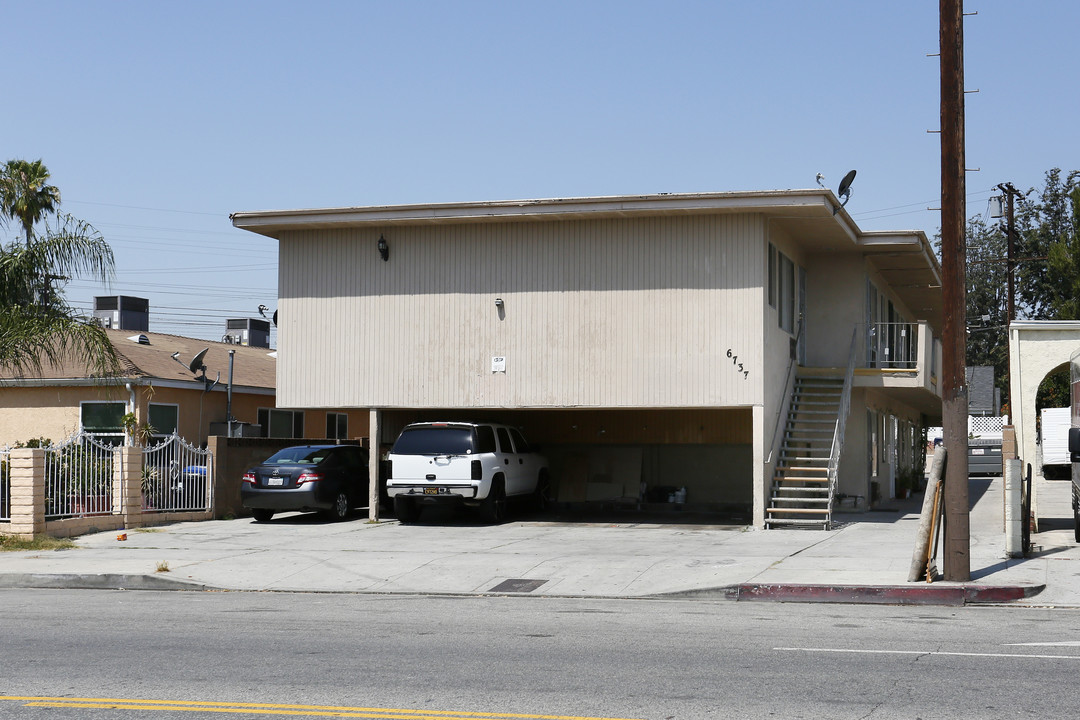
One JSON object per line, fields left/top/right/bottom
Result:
{"left": 826, "top": 327, "right": 858, "bottom": 528}
{"left": 766, "top": 319, "right": 803, "bottom": 464}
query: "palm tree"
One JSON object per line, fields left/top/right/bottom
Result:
{"left": 0, "top": 159, "right": 62, "bottom": 245}
{"left": 0, "top": 160, "right": 119, "bottom": 376}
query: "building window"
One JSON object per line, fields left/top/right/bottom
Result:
{"left": 779, "top": 251, "right": 795, "bottom": 334}
{"left": 80, "top": 401, "right": 125, "bottom": 445}
{"left": 767, "top": 243, "right": 777, "bottom": 308}
{"left": 148, "top": 403, "right": 179, "bottom": 439}
{"left": 326, "top": 412, "right": 348, "bottom": 440}
{"left": 258, "top": 408, "right": 305, "bottom": 438}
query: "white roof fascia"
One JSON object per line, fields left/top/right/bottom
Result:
{"left": 1009, "top": 320, "right": 1080, "bottom": 332}
{"left": 231, "top": 190, "right": 849, "bottom": 234}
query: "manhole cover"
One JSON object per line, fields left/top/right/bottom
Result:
{"left": 489, "top": 578, "right": 548, "bottom": 593}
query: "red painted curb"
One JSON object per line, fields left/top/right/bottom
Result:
{"left": 734, "top": 583, "right": 1044, "bottom": 605}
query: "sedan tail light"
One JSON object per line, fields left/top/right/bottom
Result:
{"left": 296, "top": 472, "right": 324, "bottom": 487}
{"left": 242, "top": 472, "right": 256, "bottom": 485}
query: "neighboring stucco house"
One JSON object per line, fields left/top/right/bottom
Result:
{"left": 232, "top": 189, "right": 944, "bottom": 528}
{"left": 0, "top": 328, "right": 370, "bottom": 447}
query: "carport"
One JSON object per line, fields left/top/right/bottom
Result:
{"left": 373, "top": 407, "right": 754, "bottom": 520}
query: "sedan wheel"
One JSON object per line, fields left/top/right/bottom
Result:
{"left": 326, "top": 491, "right": 350, "bottom": 521}
{"left": 252, "top": 509, "right": 274, "bottom": 523}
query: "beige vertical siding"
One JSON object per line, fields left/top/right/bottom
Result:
{"left": 277, "top": 214, "right": 765, "bottom": 410}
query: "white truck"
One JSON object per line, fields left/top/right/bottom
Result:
{"left": 387, "top": 421, "right": 550, "bottom": 524}
{"left": 1041, "top": 407, "right": 1071, "bottom": 479}
{"left": 1070, "top": 350, "right": 1080, "bottom": 542}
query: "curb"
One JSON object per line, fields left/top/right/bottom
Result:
{"left": 0, "top": 573, "right": 210, "bottom": 592}
{"left": 0, "top": 574, "right": 1048, "bottom": 605}
{"left": 729, "top": 583, "right": 1047, "bottom": 606}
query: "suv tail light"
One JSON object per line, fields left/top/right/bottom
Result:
{"left": 471, "top": 460, "right": 482, "bottom": 480}
{"left": 242, "top": 472, "right": 256, "bottom": 485}
{"left": 296, "top": 472, "right": 323, "bottom": 487}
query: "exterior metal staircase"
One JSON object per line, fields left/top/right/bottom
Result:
{"left": 766, "top": 374, "right": 843, "bottom": 528}
{"left": 766, "top": 328, "right": 858, "bottom": 530}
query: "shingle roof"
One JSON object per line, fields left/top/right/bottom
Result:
{"left": 0, "top": 329, "right": 276, "bottom": 390}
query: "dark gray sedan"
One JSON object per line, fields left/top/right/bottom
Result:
{"left": 241, "top": 444, "right": 369, "bottom": 522}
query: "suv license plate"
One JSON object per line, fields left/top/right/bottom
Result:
{"left": 424, "top": 487, "right": 440, "bottom": 495}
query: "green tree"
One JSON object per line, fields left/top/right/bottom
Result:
{"left": 0, "top": 159, "right": 119, "bottom": 376}
{"left": 0, "top": 159, "right": 61, "bottom": 245}
{"left": 1015, "top": 168, "right": 1080, "bottom": 319}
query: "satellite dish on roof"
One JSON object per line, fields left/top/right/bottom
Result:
{"left": 272, "top": 309, "right": 277, "bottom": 327}
{"left": 189, "top": 348, "right": 209, "bottom": 375}
{"left": 835, "top": 170, "right": 857, "bottom": 215}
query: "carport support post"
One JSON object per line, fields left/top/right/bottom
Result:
{"left": 368, "top": 409, "right": 381, "bottom": 522}
{"left": 753, "top": 404, "right": 765, "bottom": 528}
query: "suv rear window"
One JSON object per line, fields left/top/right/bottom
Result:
{"left": 393, "top": 426, "right": 477, "bottom": 455}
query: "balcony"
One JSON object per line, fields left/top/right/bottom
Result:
{"left": 854, "top": 321, "right": 942, "bottom": 416}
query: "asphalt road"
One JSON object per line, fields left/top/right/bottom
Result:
{"left": 2, "top": 589, "right": 1078, "bottom": 719}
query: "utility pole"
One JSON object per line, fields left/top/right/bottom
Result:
{"left": 996, "top": 182, "right": 1021, "bottom": 323}
{"left": 940, "top": 0, "right": 970, "bottom": 581}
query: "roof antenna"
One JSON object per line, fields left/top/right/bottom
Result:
{"left": 834, "top": 170, "right": 857, "bottom": 215}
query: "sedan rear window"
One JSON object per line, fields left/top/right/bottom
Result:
{"left": 264, "top": 447, "right": 329, "bottom": 465}
{"left": 392, "top": 427, "right": 476, "bottom": 455}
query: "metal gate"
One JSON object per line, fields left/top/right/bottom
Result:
{"left": 44, "top": 433, "right": 116, "bottom": 519}
{"left": 1, "top": 446, "right": 10, "bottom": 522}
{"left": 142, "top": 434, "right": 212, "bottom": 512}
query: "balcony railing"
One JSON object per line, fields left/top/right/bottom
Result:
{"left": 864, "top": 322, "right": 919, "bottom": 370}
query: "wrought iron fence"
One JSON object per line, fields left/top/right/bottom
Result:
{"left": 142, "top": 434, "right": 212, "bottom": 512}
{"left": 1, "top": 446, "right": 10, "bottom": 522}
{"left": 44, "top": 433, "right": 116, "bottom": 519}
{"left": 865, "top": 322, "right": 919, "bottom": 369}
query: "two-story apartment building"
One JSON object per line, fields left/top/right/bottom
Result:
{"left": 232, "top": 189, "right": 943, "bottom": 527}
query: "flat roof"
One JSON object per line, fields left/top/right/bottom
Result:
{"left": 232, "top": 188, "right": 941, "bottom": 330}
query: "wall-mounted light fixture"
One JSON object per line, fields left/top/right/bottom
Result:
{"left": 377, "top": 235, "right": 389, "bottom": 262}
{"left": 494, "top": 298, "right": 504, "bottom": 308}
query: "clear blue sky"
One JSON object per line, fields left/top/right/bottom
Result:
{"left": 4, "top": 1, "right": 1077, "bottom": 343}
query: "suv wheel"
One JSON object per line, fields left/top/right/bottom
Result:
{"left": 395, "top": 495, "right": 420, "bottom": 524}
{"left": 533, "top": 470, "right": 551, "bottom": 513}
{"left": 483, "top": 477, "right": 507, "bottom": 524}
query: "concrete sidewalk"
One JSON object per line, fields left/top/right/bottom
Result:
{"left": 0, "top": 475, "right": 1075, "bottom": 606}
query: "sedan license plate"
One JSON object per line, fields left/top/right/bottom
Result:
{"left": 424, "top": 487, "right": 440, "bottom": 495}
{"left": 268, "top": 477, "right": 284, "bottom": 486}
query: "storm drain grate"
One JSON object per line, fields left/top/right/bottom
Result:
{"left": 489, "top": 578, "right": 548, "bottom": 593}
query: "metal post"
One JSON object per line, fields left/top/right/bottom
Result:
{"left": 227, "top": 349, "right": 235, "bottom": 436}
{"left": 940, "top": 0, "right": 970, "bottom": 581}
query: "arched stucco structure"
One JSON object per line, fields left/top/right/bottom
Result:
{"left": 1008, "top": 321, "right": 1080, "bottom": 516}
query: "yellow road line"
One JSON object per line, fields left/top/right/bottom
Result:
{"left": 0, "top": 696, "right": 644, "bottom": 720}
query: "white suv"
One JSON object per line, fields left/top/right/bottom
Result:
{"left": 387, "top": 421, "right": 549, "bottom": 524}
